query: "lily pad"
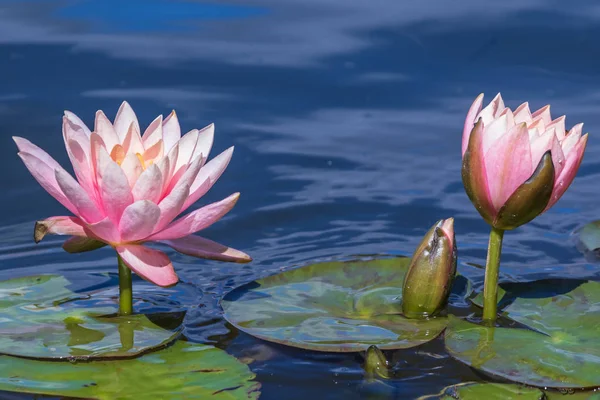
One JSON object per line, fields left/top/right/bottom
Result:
{"left": 461, "top": 280, "right": 600, "bottom": 388}
{"left": 0, "top": 340, "right": 260, "bottom": 399}
{"left": 0, "top": 274, "right": 180, "bottom": 360}
{"left": 221, "top": 257, "right": 455, "bottom": 352}
{"left": 420, "top": 382, "right": 544, "bottom": 399}
{"left": 573, "top": 220, "right": 600, "bottom": 260}
{"left": 445, "top": 314, "right": 600, "bottom": 389}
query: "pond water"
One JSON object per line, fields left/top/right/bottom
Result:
{"left": 1, "top": 0, "right": 600, "bottom": 398}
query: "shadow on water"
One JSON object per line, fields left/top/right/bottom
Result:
{"left": 1, "top": 0, "right": 600, "bottom": 398}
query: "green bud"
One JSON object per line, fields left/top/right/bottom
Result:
{"left": 402, "top": 218, "right": 457, "bottom": 319}
{"left": 363, "top": 345, "right": 391, "bottom": 381}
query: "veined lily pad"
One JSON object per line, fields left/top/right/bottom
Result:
{"left": 0, "top": 274, "right": 180, "bottom": 360}
{"left": 0, "top": 340, "right": 260, "bottom": 399}
{"left": 419, "top": 382, "right": 544, "bottom": 399}
{"left": 221, "top": 257, "right": 458, "bottom": 352}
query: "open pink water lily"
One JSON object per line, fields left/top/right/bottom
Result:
{"left": 14, "top": 102, "right": 251, "bottom": 287}
{"left": 462, "top": 93, "right": 588, "bottom": 230}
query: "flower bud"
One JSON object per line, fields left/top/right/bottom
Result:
{"left": 402, "top": 218, "right": 457, "bottom": 318}
{"left": 363, "top": 345, "right": 390, "bottom": 381}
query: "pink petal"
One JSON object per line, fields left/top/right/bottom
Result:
{"left": 132, "top": 164, "right": 163, "bottom": 203}
{"left": 478, "top": 93, "right": 505, "bottom": 125}
{"left": 181, "top": 147, "right": 233, "bottom": 212}
{"left": 96, "top": 146, "right": 134, "bottom": 224}
{"left": 119, "top": 200, "right": 161, "bottom": 242}
{"left": 14, "top": 137, "right": 63, "bottom": 170}
{"left": 142, "top": 139, "right": 163, "bottom": 164}
{"left": 64, "top": 111, "right": 91, "bottom": 136}
{"left": 90, "top": 132, "right": 106, "bottom": 178}
{"left": 530, "top": 129, "right": 565, "bottom": 177}
{"left": 440, "top": 218, "right": 454, "bottom": 250}
{"left": 116, "top": 245, "right": 178, "bottom": 287}
{"left": 172, "top": 154, "right": 204, "bottom": 194}
{"left": 63, "top": 115, "right": 91, "bottom": 161}
{"left": 462, "top": 94, "right": 484, "bottom": 157}
{"left": 86, "top": 217, "right": 120, "bottom": 243}
{"left": 173, "top": 129, "right": 199, "bottom": 174}
{"left": 162, "top": 235, "right": 252, "bottom": 263}
{"left": 113, "top": 101, "right": 140, "bottom": 142}
{"left": 148, "top": 192, "right": 240, "bottom": 241}
{"left": 164, "top": 143, "right": 180, "bottom": 188}
{"left": 532, "top": 105, "right": 552, "bottom": 127}
{"left": 55, "top": 168, "right": 103, "bottom": 223}
{"left": 67, "top": 139, "right": 96, "bottom": 199}
{"left": 121, "top": 122, "right": 145, "bottom": 155}
{"left": 545, "top": 134, "right": 588, "bottom": 211}
{"left": 154, "top": 155, "right": 171, "bottom": 198}
{"left": 142, "top": 115, "right": 163, "bottom": 148}
{"left": 154, "top": 182, "right": 192, "bottom": 233}
{"left": 34, "top": 216, "right": 88, "bottom": 243}
{"left": 94, "top": 110, "right": 120, "bottom": 151}
{"left": 513, "top": 102, "right": 533, "bottom": 125}
{"left": 463, "top": 121, "right": 497, "bottom": 218}
{"left": 546, "top": 116, "right": 566, "bottom": 140}
{"left": 16, "top": 151, "right": 77, "bottom": 215}
{"left": 192, "top": 124, "right": 214, "bottom": 163}
{"left": 484, "top": 123, "right": 533, "bottom": 210}
{"left": 120, "top": 152, "right": 144, "bottom": 188}
{"left": 162, "top": 111, "right": 181, "bottom": 154}
{"left": 569, "top": 122, "right": 583, "bottom": 138}
{"left": 561, "top": 123, "right": 583, "bottom": 157}
{"left": 481, "top": 109, "right": 515, "bottom": 154}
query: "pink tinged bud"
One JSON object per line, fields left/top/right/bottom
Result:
{"left": 402, "top": 218, "right": 457, "bottom": 319}
{"left": 461, "top": 94, "right": 588, "bottom": 230}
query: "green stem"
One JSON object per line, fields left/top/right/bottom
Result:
{"left": 118, "top": 256, "right": 133, "bottom": 316}
{"left": 482, "top": 226, "right": 504, "bottom": 322}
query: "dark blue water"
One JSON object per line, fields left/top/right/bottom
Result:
{"left": 1, "top": 1, "right": 600, "bottom": 398}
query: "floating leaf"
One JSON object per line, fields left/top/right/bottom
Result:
{"left": 455, "top": 280, "right": 600, "bottom": 389}
{"left": 0, "top": 340, "right": 260, "bottom": 399}
{"left": 0, "top": 274, "right": 180, "bottom": 360}
{"left": 419, "top": 382, "right": 544, "bottom": 399}
{"left": 574, "top": 220, "right": 600, "bottom": 260}
{"left": 222, "top": 257, "right": 464, "bottom": 352}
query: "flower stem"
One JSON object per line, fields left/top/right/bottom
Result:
{"left": 118, "top": 256, "right": 133, "bottom": 316}
{"left": 482, "top": 226, "right": 504, "bottom": 322}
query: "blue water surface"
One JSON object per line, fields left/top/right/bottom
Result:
{"left": 1, "top": 0, "right": 600, "bottom": 398}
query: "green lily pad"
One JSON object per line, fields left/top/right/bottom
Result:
{"left": 0, "top": 274, "right": 180, "bottom": 360}
{"left": 462, "top": 280, "right": 600, "bottom": 388}
{"left": 445, "top": 313, "right": 600, "bottom": 389}
{"left": 0, "top": 340, "right": 260, "bottom": 399}
{"left": 221, "top": 256, "right": 454, "bottom": 352}
{"left": 574, "top": 220, "right": 600, "bottom": 260}
{"left": 420, "top": 382, "right": 544, "bottom": 399}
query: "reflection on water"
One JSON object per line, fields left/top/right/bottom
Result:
{"left": 1, "top": 0, "right": 600, "bottom": 398}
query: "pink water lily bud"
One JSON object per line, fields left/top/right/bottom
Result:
{"left": 15, "top": 102, "right": 251, "bottom": 287}
{"left": 402, "top": 218, "right": 456, "bottom": 318}
{"left": 462, "top": 93, "right": 588, "bottom": 230}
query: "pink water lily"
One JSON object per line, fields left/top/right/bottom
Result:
{"left": 462, "top": 93, "right": 588, "bottom": 230}
{"left": 15, "top": 102, "right": 251, "bottom": 288}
